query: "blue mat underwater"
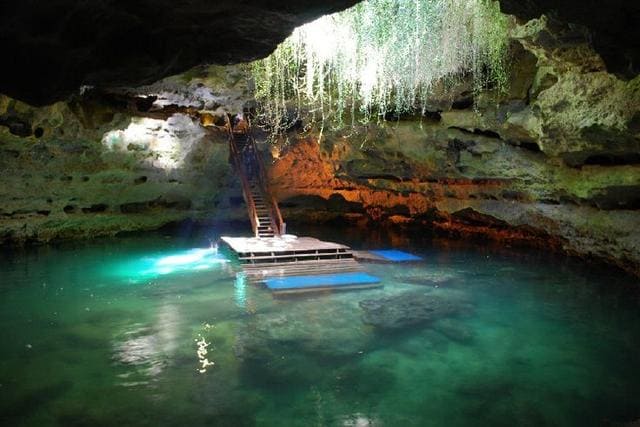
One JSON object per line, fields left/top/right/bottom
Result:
{"left": 370, "top": 249, "right": 422, "bottom": 262}
{"left": 265, "top": 272, "right": 381, "bottom": 290}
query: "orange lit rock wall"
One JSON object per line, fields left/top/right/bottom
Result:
{"left": 267, "top": 124, "right": 639, "bottom": 276}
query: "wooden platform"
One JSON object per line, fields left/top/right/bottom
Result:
{"left": 221, "top": 235, "right": 380, "bottom": 292}
{"left": 221, "top": 235, "right": 350, "bottom": 255}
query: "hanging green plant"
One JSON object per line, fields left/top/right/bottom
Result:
{"left": 251, "top": 0, "right": 511, "bottom": 140}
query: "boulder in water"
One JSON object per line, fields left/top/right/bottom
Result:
{"left": 359, "top": 291, "right": 470, "bottom": 330}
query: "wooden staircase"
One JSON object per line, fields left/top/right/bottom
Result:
{"left": 222, "top": 116, "right": 378, "bottom": 293}
{"left": 250, "top": 179, "right": 274, "bottom": 238}
{"left": 227, "top": 117, "right": 284, "bottom": 238}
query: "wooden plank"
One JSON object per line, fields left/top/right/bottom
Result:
{"left": 244, "top": 263, "right": 363, "bottom": 277}
{"left": 245, "top": 264, "right": 363, "bottom": 276}
{"left": 221, "top": 235, "right": 350, "bottom": 254}
{"left": 241, "top": 257, "right": 361, "bottom": 270}
{"left": 245, "top": 266, "right": 364, "bottom": 281}
{"left": 241, "top": 248, "right": 349, "bottom": 257}
{"left": 239, "top": 252, "right": 353, "bottom": 262}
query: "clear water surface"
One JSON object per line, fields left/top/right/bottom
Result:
{"left": 1, "top": 224, "right": 639, "bottom": 426}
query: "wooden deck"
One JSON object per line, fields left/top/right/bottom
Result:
{"left": 221, "top": 234, "right": 379, "bottom": 291}
{"left": 221, "top": 235, "right": 350, "bottom": 255}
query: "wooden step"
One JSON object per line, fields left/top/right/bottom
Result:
{"left": 239, "top": 252, "right": 355, "bottom": 263}
{"left": 243, "top": 255, "right": 355, "bottom": 265}
{"left": 239, "top": 247, "right": 350, "bottom": 256}
{"left": 243, "top": 261, "right": 363, "bottom": 281}
{"left": 244, "top": 262, "right": 362, "bottom": 275}
{"left": 242, "top": 257, "right": 360, "bottom": 267}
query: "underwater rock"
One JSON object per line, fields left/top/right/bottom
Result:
{"left": 400, "top": 273, "right": 458, "bottom": 288}
{"left": 0, "top": 381, "right": 73, "bottom": 424}
{"left": 233, "top": 302, "right": 373, "bottom": 361}
{"left": 432, "top": 318, "right": 474, "bottom": 344}
{"left": 359, "top": 291, "right": 471, "bottom": 330}
{"left": 334, "top": 361, "right": 397, "bottom": 399}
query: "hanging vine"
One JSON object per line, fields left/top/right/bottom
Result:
{"left": 251, "top": 0, "right": 511, "bottom": 140}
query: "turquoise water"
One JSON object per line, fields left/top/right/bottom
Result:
{"left": 1, "top": 225, "right": 639, "bottom": 426}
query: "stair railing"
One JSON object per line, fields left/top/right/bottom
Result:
{"left": 244, "top": 118, "right": 285, "bottom": 236}
{"left": 226, "top": 116, "right": 259, "bottom": 237}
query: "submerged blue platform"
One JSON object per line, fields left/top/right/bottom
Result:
{"left": 367, "top": 249, "right": 422, "bottom": 262}
{"left": 265, "top": 272, "right": 382, "bottom": 293}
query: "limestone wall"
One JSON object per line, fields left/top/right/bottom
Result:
{"left": 0, "top": 96, "right": 232, "bottom": 243}
{"left": 266, "top": 17, "right": 640, "bottom": 275}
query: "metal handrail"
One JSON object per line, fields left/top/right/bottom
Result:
{"left": 244, "top": 118, "right": 285, "bottom": 236}
{"left": 226, "top": 117, "right": 259, "bottom": 237}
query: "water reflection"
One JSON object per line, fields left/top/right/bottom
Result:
{"left": 234, "top": 273, "right": 247, "bottom": 309}
{"left": 195, "top": 335, "right": 215, "bottom": 373}
{"left": 112, "top": 304, "right": 181, "bottom": 387}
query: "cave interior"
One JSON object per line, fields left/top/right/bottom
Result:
{"left": 1, "top": 1, "right": 640, "bottom": 425}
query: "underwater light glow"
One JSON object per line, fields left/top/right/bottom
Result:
{"left": 156, "top": 248, "right": 214, "bottom": 267}
{"left": 108, "top": 246, "right": 230, "bottom": 283}
{"left": 150, "top": 248, "right": 229, "bottom": 276}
